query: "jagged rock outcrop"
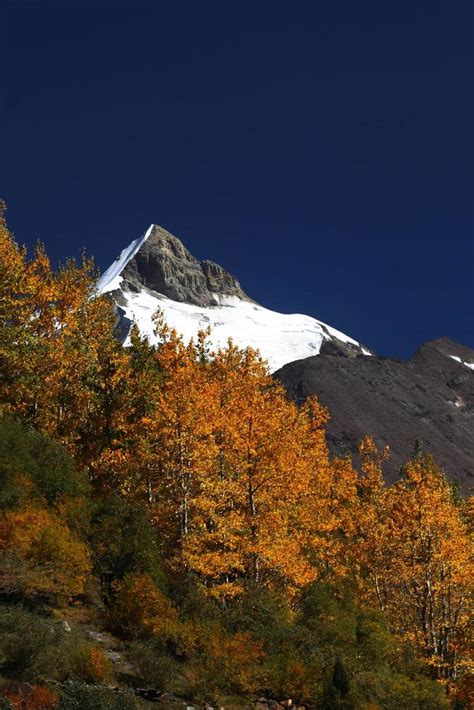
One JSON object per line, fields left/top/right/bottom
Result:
{"left": 118, "top": 225, "right": 251, "bottom": 306}
{"left": 275, "top": 337, "right": 474, "bottom": 490}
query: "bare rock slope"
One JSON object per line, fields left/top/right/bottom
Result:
{"left": 118, "top": 225, "right": 252, "bottom": 306}
{"left": 275, "top": 337, "right": 474, "bottom": 490}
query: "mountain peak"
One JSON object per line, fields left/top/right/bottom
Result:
{"left": 99, "top": 224, "right": 252, "bottom": 307}
{"left": 412, "top": 337, "right": 474, "bottom": 368}
{"left": 97, "top": 226, "right": 372, "bottom": 370}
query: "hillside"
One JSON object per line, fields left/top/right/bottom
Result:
{"left": 0, "top": 208, "right": 472, "bottom": 708}
{"left": 275, "top": 337, "right": 474, "bottom": 490}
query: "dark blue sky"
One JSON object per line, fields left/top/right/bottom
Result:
{"left": 2, "top": 1, "right": 473, "bottom": 358}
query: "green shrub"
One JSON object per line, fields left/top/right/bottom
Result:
{"left": 0, "top": 415, "right": 89, "bottom": 509}
{"left": 0, "top": 605, "right": 67, "bottom": 681}
{"left": 128, "top": 641, "right": 179, "bottom": 691}
{"left": 91, "top": 496, "right": 167, "bottom": 602}
{"left": 57, "top": 681, "right": 138, "bottom": 710}
{"left": 67, "top": 644, "right": 114, "bottom": 684}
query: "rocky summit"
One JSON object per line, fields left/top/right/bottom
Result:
{"left": 117, "top": 225, "right": 252, "bottom": 307}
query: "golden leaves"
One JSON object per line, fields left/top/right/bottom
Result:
{"left": 0, "top": 508, "right": 92, "bottom": 600}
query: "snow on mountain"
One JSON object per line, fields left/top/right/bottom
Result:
{"left": 450, "top": 355, "right": 474, "bottom": 371}
{"left": 97, "top": 225, "right": 372, "bottom": 372}
{"left": 97, "top": 225, "right": 154, "bottom": 294}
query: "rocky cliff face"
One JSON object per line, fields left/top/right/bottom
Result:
{"left": 275, "top": 337, "right": 474, "bottom": 491}
{"left": 118, "top": 225, "right": 251, "bottom": 306}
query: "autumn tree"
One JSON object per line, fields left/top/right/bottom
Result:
{"left": 111, "top": 572, "right": 178, "bottom": 639}
{"left": 386, "top": 455, "right": 473, "bottom": 680}
{"left": 0, "top": 204, "right": 135, "bottom": 477}
{"left": 0, "top": 202, "right": 41, "bottom": 418}
{"left": 146, "top": 325, "right": 342, "bottom": 598}
{"left": 355, "top": 443, "right": 473, "bottom": 681}
{"left": 146, "top": 321, "right": 218, "bottom": 555}
{"left": 352, "top": 436, "right": 393, "bottom": 610}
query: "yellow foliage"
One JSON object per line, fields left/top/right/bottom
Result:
{"left": 354, "top": 446, "right": 473, "bottom": 681}
{"left": 148, "top": 328, "right": 339, "bottom": 597}
{"left": 179, "top": 624, "right": 265, "bottom": 697}
{"left": 0, "top": 508, "right": 91, "bottom": 601}
{"left": 0, "top": 205, "right": 125, "bottom": 472}
{"left": 204, "top": 629, "right": 264, "bottom": 694}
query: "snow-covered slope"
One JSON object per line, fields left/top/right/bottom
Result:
{"left": 450, "top": 355, "right": 474, "bottom": 371}
{"left": 98, "top": 225, "right": 372, "bottom": 371}
{"left": 97, "top": 225, "right": 155, "bottom": 294}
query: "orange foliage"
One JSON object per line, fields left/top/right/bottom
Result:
{"left": 354, "top": 444, "right": 473, "bottom": 681}
{"left": 147, "top": 325, "right": 342, "bottom": 596}
{"left": 204, "top": 629, "right": 264, "bottom": 694}
{"left": 385, "top": 456, "right": 473, "bottom": 679}
{"left": 3, "top": 684, "right": 59, "bottom": 709}
{"left": 0, "top": 204, "right": 124, "bottom": 473}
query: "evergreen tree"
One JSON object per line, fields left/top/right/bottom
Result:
{"left": 332, "top": 656, "right": 350, "bottom": 697}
